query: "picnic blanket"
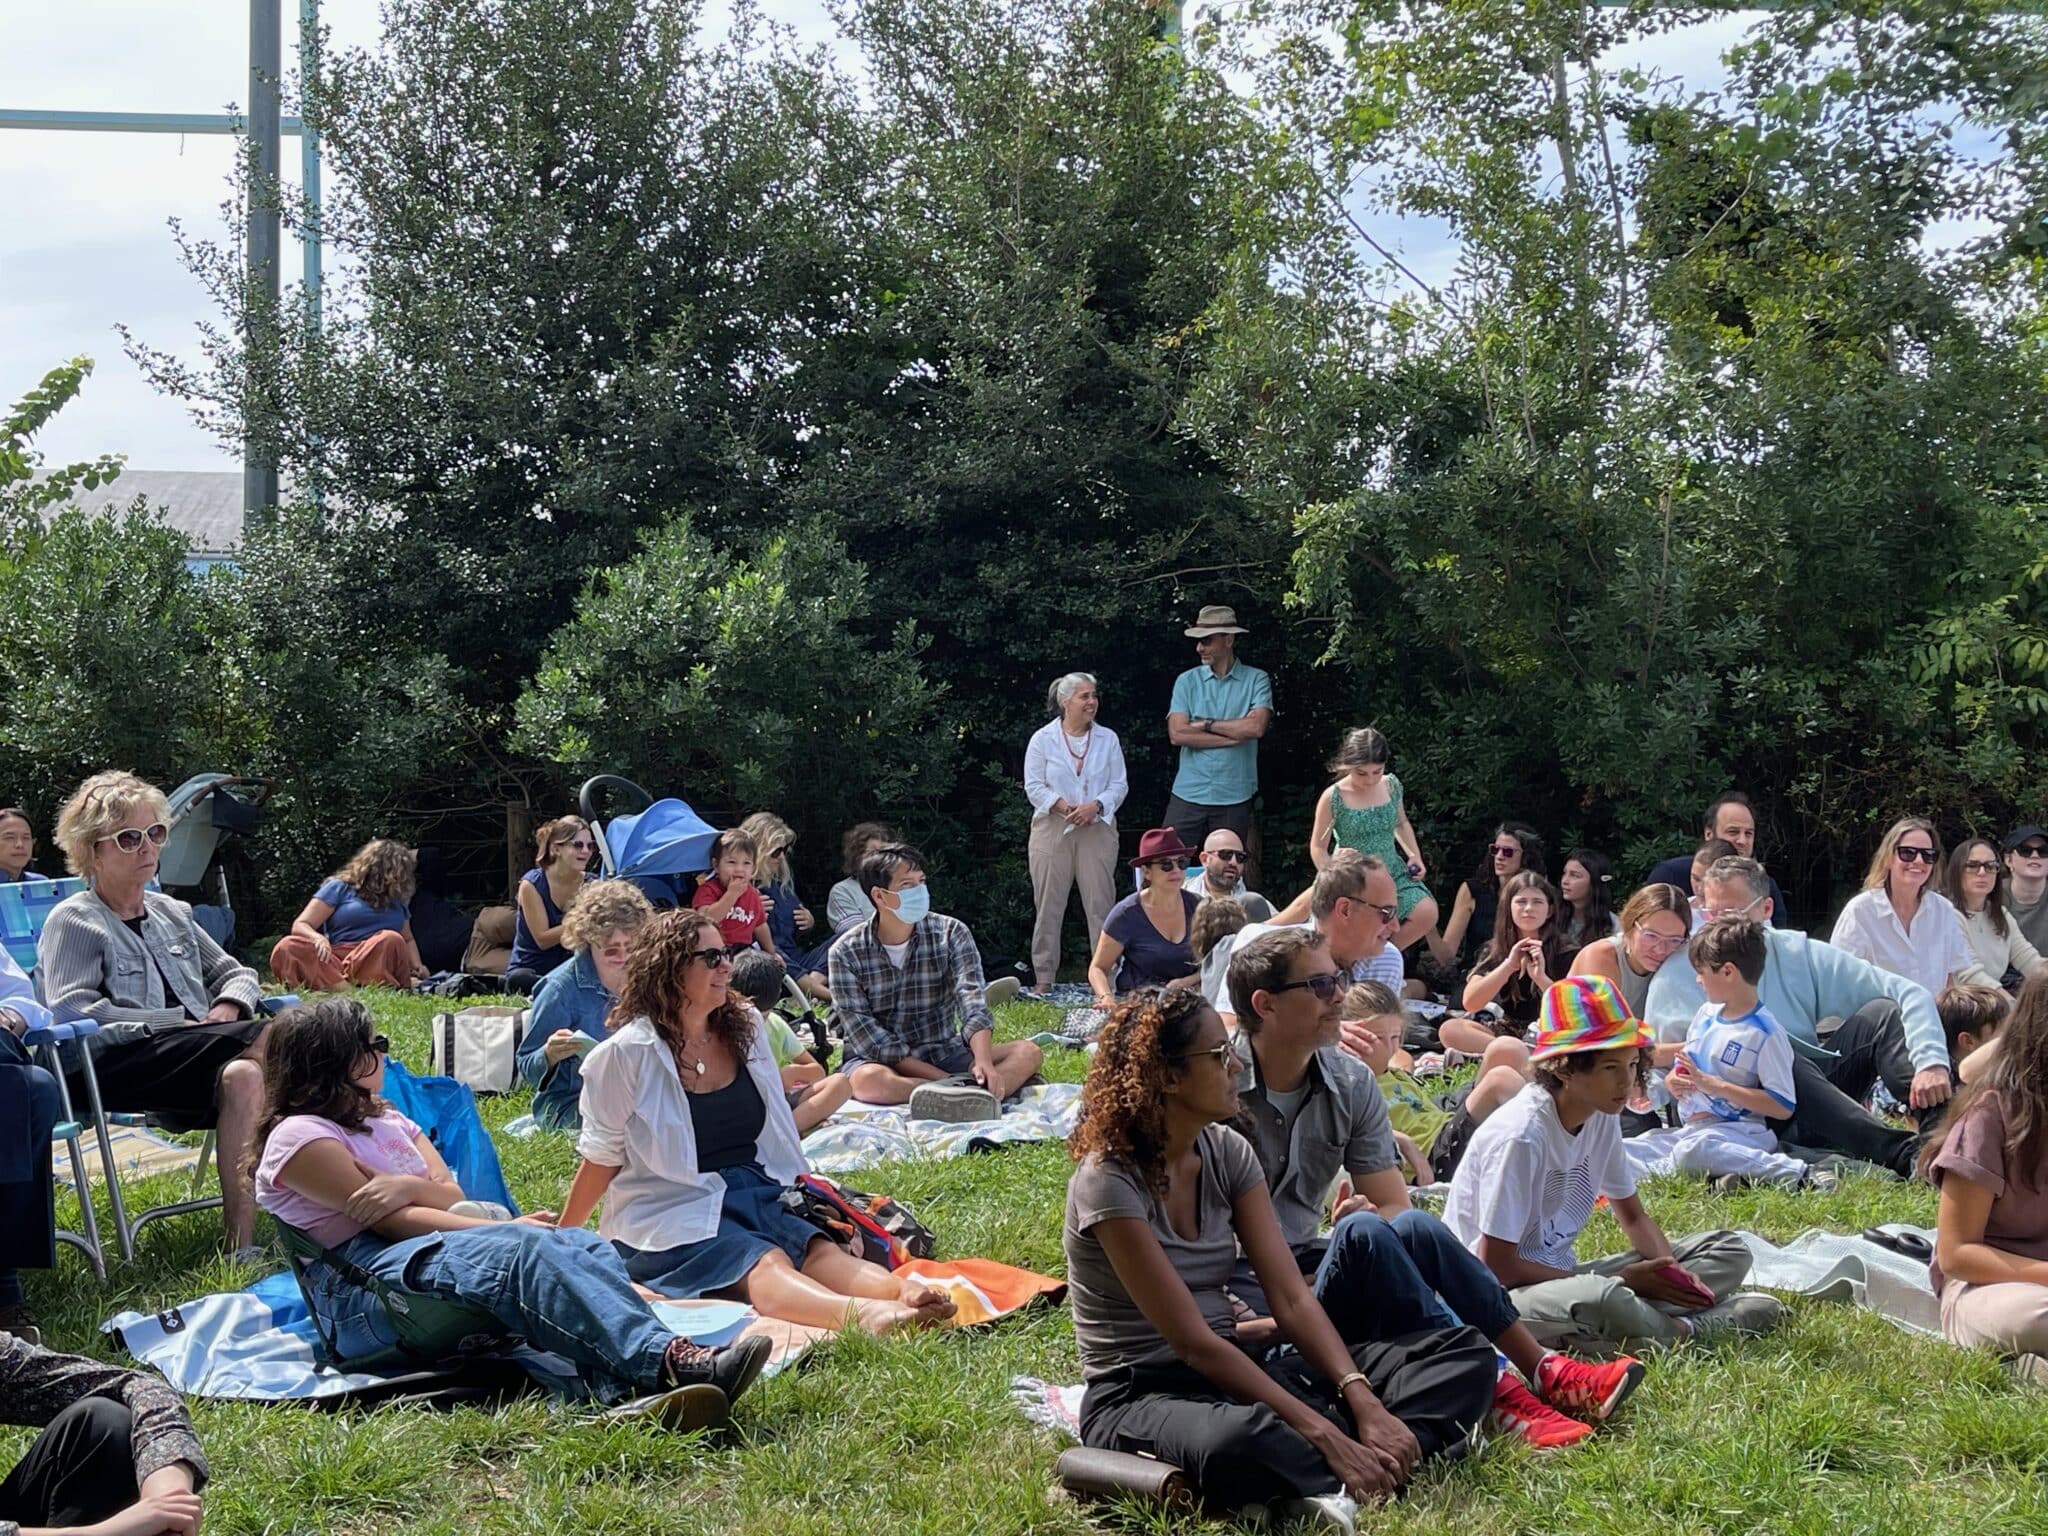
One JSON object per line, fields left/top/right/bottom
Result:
{"left": 803, "top": 1083, "right": 1083, "bottom": 1174}
{"left": 52, "top": 1123, "right": 204, "bottom": 1189}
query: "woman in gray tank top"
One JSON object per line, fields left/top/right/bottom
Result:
{"left": 1568, "top": 884, "right": 1691, "bottom": 1019}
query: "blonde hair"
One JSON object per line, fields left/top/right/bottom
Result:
{"left": 55, "top": 771, "right": 169, "bottom": 877}
{"left": 1339, "top": 979, "right": 1402, "bottom": 1022}
{"left": 1863, "top": 817, "right": 1943, "bottom": 896}
{"left": 561, "top": 879, "right": 656, "bottom": 953}
{"left": 334, "top": 839, "right": 417, "bottom": 911}
{"left": 740, "top": 812, "right": 796, "bottom": 888}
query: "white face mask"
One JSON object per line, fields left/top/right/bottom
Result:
{"left": 891, "top": 882, "right": 931, "bottom": 925}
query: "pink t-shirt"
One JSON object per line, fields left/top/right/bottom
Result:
{"left": 691, "top": 877, "right": 767, "bottom": 949}
{"left": 254, "top": 1109, "right": 428, "bottom": 1248}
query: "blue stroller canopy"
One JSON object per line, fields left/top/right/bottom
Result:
{"left": 605, "top": 798, "right": 719, "bottom": 880}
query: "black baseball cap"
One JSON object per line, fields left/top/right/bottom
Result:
{"left": 2003, "top": 825, "right": 2048, "bottom": 854}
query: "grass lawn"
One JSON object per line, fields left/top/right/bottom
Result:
{"left": 12, "top": 991, "right": 2048, "bottom": 1535}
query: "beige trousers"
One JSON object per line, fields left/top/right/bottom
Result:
{"left": 1941, "top": 1277, "right": 2048, "bottom": 1356}
{"left": 1028, "top": 815, "right": 1117, "bottom": 990}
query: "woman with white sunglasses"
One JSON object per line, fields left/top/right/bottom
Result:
{"left": 37, "top": 770, "right": 269, "bottom": 1253}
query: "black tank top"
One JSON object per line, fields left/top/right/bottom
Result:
{"left": 689, "top": 1067, "right": 767, "bottom": 1173}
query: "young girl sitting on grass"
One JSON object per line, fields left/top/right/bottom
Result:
{"left": 251, "top": 998, "right": 769, "bottom": 1427}
{"left": 1443, "top": 871, "right": 1565, "bottom": 1059}
{"left": 1924, "top": 973, "right": 2048, "bottom": 1367}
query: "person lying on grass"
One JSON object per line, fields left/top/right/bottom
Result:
{"left": 1443, "top": 977, "right": 1787, "bottom": 1352}
{"left": 1924, "top": 972, "right": 2048, "bottom": 1367}
{"left": 559, "top": 911, "right": 955, "bottom": 1335}
{"left": 251, "top": 997, "right": 769, "bottom": 1428}
{"left": 1063, "top": 986, "right": 1495, "bottom": 1527}
{"left": 1222, "top": 935, "right": 1643, "bottom": 1453}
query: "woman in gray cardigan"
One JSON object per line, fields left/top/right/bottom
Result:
{"left": 38, "top": 771, "right": 268, "bottom": 1252}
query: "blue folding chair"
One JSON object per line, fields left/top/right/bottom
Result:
{"left": 22, "top": 1018, "right": 111, "bottom": 1281}
{"left": 0, "top": 877, "right": 88, "bottom": 977}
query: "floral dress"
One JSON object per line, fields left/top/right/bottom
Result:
{"left": 1328, "top": 775, "right": 1431, "bottom": 921}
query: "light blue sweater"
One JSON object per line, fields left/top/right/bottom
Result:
{"left": 1644, "top": 926, "right": 1949, "bottom": 1072}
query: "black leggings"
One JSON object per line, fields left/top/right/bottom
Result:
{"left": 0, "top": 1398, "right": 139, "bottom": 1530}
{"left": 1079, "top": 1328, "right": 1494, "bottom": 1507}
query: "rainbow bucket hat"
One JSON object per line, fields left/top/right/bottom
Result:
{"left": 1530, "top": 976, "right": 1652, "bottom": 1061}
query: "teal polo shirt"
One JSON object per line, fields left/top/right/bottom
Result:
{"left": 1168, "top": 660, "right": 1273, "bottom": 806}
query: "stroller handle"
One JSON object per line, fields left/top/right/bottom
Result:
{"left": 577, "top": 775, "right": 655, "bottom": 826}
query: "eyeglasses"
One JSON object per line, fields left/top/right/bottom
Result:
{"left": 1702, "top": 894, "right": 1764, "bottom": 921}
{"left": 1963, "top": 859, "right": 1999, "bottom": 873}
{"left": 1147, "top": 858, "right": 1186, "bottom": 873}
{"left": 1894, "top": 845, "right": 1938, "bottom": 865}
{"left": 690, "top": 945, "right": 742, "bottom": 969}
{"left": 1209, "top": 850, "right": 1247, "bottom": 864}
{"left": 96, "top": 822, "right": 169, "bottom": 854}
{"left": 1342, "top": 897, "right": 1399, "bottom": 924}
{"left": 1490, "top": 844, "right": 1521, "bottom": 859}
{"left": 2017, "top": 845, "right": 2048, "bottom": 860}
{"left": 1637, "top": 927, "right": 1690, "bottom": 950}
{"left": 360, "top": 1034, "right": 391, "bottom": 1057}
{"left": 1269, "top": 970, "right": 1344, "bottom": 1002}
{"left": 1183, "top": 1039, "right": 1237, "bottom": 1068}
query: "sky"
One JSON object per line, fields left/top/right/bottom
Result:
{"left": 0, "top": 3, "right": 1791, "bottom": 477}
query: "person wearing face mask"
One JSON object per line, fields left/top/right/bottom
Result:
{"left": 827, "top": 843, "right": 1043, "bottom": 1123}
{"left": 518, "top": 881, "right": 657, "bottom": 1131}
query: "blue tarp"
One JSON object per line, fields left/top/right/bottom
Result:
{"left": 379, "top": 1058, "right": 517, "bottom": 1212}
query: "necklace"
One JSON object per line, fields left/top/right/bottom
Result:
{"left": 1063, "top": 725, "right": 1093, "bottom": 774}
{"left": 675, "top": 1034, "right": 714, "bottom": 1079}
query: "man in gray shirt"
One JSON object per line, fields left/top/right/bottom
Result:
{"left": 1226, "top": 929, "right": 1646, "bottom": 1442}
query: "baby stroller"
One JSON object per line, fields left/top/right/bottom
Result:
{"left": 158, "top": 773, "right": 273, "bottom": 950}
{"left": 577, "top": 775, "right": 719, "bottom": 907}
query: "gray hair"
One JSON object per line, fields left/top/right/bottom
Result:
{"left": 1703, "top": 855, "right": 1770, "bottom": 905}
{"left": 1047, "top": 672, "right": 1097, "bottom": 718}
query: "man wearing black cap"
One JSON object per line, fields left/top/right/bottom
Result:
{"left": 2003, "top": 825, "right": 2048, "bottom": 959}
{"left": 1164, "top": 605, "right": 1273, "bottom": 849}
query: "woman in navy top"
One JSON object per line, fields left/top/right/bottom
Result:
{"left": 506, "top": 816, "right": 592, "bottom": 993}
{"left": 269, "top": 839, "right": 427, "bottom": 990}
{"left": 1087, "top": 828, "right": 1202, "bottom": 1005}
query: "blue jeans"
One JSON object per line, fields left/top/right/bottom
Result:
{"left": 0, "top": 1033, "right": 60, "bottom": 1301}
{"left": 311, "top": 1223, "right": 673, "bottom": 1395}
{"left": 1311, "top": 1208, "right": 1518, "bottom": 1347}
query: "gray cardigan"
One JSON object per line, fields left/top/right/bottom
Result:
{"left": 40, "top": 888, "right": 262, "bottom": 1041}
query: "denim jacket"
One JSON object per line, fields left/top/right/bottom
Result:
{"left": 516, "top": 951, "right": 615, "bottom": 1130}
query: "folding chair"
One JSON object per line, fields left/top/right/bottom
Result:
{"left": 275, "top": 1220, "right": 509, "bottom": 1372}
{"left": 0, "top": 877, "right": 88, "bottom": 977}
{"left": 21, "top": 1018, "right": 111, "bottom": 1282}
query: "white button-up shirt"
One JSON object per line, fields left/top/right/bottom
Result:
{"left": 576, "top": 1011, "right": 808, "bottom": 1253}
{"left": 1828, "top": 888, "right": 1973, "bottom": 1001}
{"left": 1023, "top": 719, "right": 1129, "bottom": 827}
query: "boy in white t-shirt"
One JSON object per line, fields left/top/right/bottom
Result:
{"left": 1665, "top": 918, "right": 1829, "bottom": 1190}
{"left": 1443, "top": 976, "right": 1786, "bottom": 1351}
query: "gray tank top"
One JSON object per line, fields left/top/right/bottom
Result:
{"left": 1603, "top": 932, "right": 1653, "bottom": 1017}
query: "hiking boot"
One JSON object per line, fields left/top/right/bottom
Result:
{"left": 662, "top": 1333, "right": 773, "bottom": 1406}
{"left": 1489, "top": 1374, "right": 1594, "bottom": 1449}
{"left": 1685, "top": 1293, "right": 1786, "bottom": 1345}
{"left": 1535, "top": 1352, "right": 1644, "bottom": 1422}
{"left": 606, "top": 1383, "right": 730, "bottom": 1433}
{"left": 0, "top": 1302, "right": 42, "bottom": 1349}
{"left": 909, "top": 1079, "right": 999, "bottom": 1123}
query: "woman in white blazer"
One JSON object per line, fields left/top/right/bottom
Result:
{"left": 556, "top": 910, "right": 956, "bottom": 1334}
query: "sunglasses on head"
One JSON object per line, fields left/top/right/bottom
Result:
{"left": 1269, "top": 970, "right": 1344, "bottom": 1002}
{"left": 1894, "top": 845, "right": 1938, "bottom": 865}
{"left": 690, "top": 944, "right": 742, "bottom": 969}
{"left": 97, "top": 822, "right": 169, "bottom": 854}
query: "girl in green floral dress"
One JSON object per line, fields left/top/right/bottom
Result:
{"left": 1309, "top": 728, "right": 1439, "bottom": 952}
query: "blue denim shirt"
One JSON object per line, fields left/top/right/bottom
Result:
{"left": 517, "top": 951, "right": 616, "bottom": 1130}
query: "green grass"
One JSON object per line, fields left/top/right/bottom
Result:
{"left": 10, "top": 991, "right": 2046, "bottom": 1534}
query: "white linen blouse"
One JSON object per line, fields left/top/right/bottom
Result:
{"left": 1023, "top": 719, "right": 1129, "bottom": 827}
{"left": 1828, "top": 888, "right": 1974, "bottom": 1001}
{"left": 575, "top": 1009, "right": 808, "bottom": 1253}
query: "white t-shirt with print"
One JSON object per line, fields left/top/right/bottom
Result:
{"left": 1442, "top": 1082, "right": 1636, "bottom": 1273}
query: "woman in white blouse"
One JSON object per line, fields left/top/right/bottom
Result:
{"left": 556, "top": 910, "right": 956, "bottom": 1335}
{"left": 1022, "top": 672, "right": 1129, "bottom": 992}
{"left": 1830, "top": 818, "right": 1973, "bottom": 999}
{"left": 1945, "top": 837, "right": 2048, "bottom": 991}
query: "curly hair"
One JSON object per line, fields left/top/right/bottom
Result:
{"left": 612, "top": 909, "right": 756, "bottom": 1062}
{"left": 1532, "top": 1046, "right": 1651, "bottom": 1099}
{"left": 247, "top": 998, "right": 388, "bottom": 1184}
{"left": 334, "top": 838, "right": 417, "bottom": 911}
{"left": 1189, "top": 896, "right": 1248, "bottom": 964}
{"left": 1069, "top": 988, "right": 1215, "bottom": 1197}
{"left": 841, "top": 821, "right": 894, "bottom": 876}
{"left": 561, "top": 878, "right": 655, "bottom": 953}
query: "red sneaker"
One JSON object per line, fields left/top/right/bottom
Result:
{"left": 1489, "top": 1374, "right": 1594, "bottom": 1450}
{"left": 1536, "top": 1352, "right": 1645, "bottom": 1422}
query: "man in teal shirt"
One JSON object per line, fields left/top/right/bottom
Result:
{"left": 1163, "top": 605, "right": 1274, "bottom": 847}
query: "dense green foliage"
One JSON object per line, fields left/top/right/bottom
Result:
{"left": 2, "top": 0, "right": 2039, "bottom": 947}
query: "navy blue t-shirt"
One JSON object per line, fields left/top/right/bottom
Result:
{"left": 1642, "top": 855, "right": 1790, "bottom": 928}
{"left": 1102, "top": 889, "right": 1200, "bottom": 992}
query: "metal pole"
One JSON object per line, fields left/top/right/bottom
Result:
{"left": 246, "top": 0, "right": 282, "bottom": 518}
{"left": 300, "top": 0, "right": 321, "bottom": 325}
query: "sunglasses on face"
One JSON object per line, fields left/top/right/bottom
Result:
{"left": 1269, "top": 970, "right": 1344, "bottom": 1002}
{"left": 1490, "top": 844, "right": 1520, "bottom": 859}
{"left": 1209, "top": 850, "right": 1247, "bottom": 864}
{"left": 1148, "top": 858, "right": 1186, "bottom": 873}
{"left": 359, "top": 1034, "right": 391, "bottom": 1057}
{"left": 689, "top": 945, "right": 742, "bottom": 969}
{"left": 1894, "top": 845, "right": 1938, "bottom": 865}
{"left": 97, "top": 822, "right": 169, "bottom": 854}
{"left": 565, "top": 839, "right": 594, "bottom": 852}
{"left": 1342, "top": 897, "right": 1399, "bottom": 924}
{"left": 2017, "top": 845, "right": 2048, "bottom": 860}
{"left": 1961, "top": 859, "right": 1998, "bottom": 873}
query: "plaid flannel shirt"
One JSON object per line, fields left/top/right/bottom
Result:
{"left": 827, "top": 912, "right": 992, "bottom": 1065}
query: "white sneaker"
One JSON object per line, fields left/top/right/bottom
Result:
{"left": 1277, "top": 1493, "right": 1359, "bottom": 1532}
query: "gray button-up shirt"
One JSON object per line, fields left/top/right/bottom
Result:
{"left": 1231, "top": 1033, "right": 1397, "bottom": 1249}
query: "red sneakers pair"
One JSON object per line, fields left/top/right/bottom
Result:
{"left": 1488, "top": 1354, "right": 1645, "bottom": 1451}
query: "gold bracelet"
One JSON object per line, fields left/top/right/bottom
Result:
{"left": 1335, "top": 1370, "right": 1369, "bottom": 1393}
